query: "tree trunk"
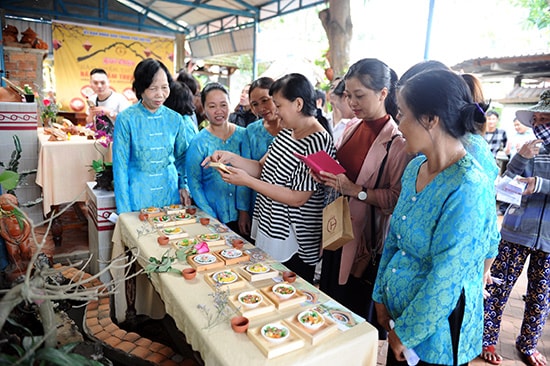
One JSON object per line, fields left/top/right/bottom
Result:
{"left": 319, "top": 0, "right": 353, "bottom": 78}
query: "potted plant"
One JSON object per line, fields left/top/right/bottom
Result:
{"left": 89, "top": 131, "right": 113, "bottom": 191}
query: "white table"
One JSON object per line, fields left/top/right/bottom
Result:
{"left": 111, "top": 212, "right": 379, "bottom": 366}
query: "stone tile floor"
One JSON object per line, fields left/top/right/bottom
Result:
{"left": 45, "top": 216, "right": 548, "bottom": 365}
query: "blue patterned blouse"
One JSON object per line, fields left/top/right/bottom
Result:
{"left": 373, "top": 153, "right": 495, "bottom": 364}
{"left": 239, "top": 119, "right": 277, "bottom": 213}
{"left": 186, "top": 126, "right": 248, "bottom": 223}
{"left": 463, "top": 132, "right": 500, "bottom": 258}
{"left": 113, "top": 103, "right": 196, "bottom": 214}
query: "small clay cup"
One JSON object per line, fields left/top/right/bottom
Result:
{"left": 157, "top": 235, "right": 170, "bottom": 246}
{"left": 230, "top": 316, "right": 249, "bottom": 333}
{"left": 186, "top": 207, "right": 197, "bottom": 215}
{"left": 282, "top": 271, "right": 297, "bottom": 283}
{"left": 231, "top": 239, "right": 244, "bottom": 250}
{"left": 199, "top": 217, "right": 210, "bottom": 225}
{"left": 138, "top": 212, "right": 149, "bottom": 221}
{"left": 182, "top": 268, "right": 197, "bottom": 280}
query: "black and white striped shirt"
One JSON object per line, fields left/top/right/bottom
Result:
{"left": 253, "top": 128, "right": 336, "bottom": 264}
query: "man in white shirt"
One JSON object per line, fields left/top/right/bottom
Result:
{"left": 85, "top": 68, "right": 130, "bottom": 135}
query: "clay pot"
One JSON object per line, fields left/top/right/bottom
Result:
{"left": 199, "top": 217, "right": 210, "bottom": 225}
{"left": 230, "top": 316, "right": 249, "bottom": 333}
{"left": 157, "top": 235, "right": 170, "bottom": 245}
{"left": 138, "top": 212, "right": 148, "bottom": 221}
{"left": 282, "top": 271, "right": 297, "bottom": 283}
{"left": 186, "top": 207, "right": 197, "bottom": 215}
{"left": 231, "top": 239, "right": 244, "bottom": 250}
{"left": 182, "top": 268, "right": 197, "bottom": 280}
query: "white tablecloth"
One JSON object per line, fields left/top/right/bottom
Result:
{"left": 111, "top": 212, "right": 379, "bottom": 366}
{"left": 35, "top": 128, "right": 108, "bottom": 215}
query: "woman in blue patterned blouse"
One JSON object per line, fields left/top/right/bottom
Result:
{"left": 373, "top": 69, "right": 497, "bottom": 365}
{"left": 238, "top": 77, "right": 283, "bottom": 237}
{"left": 185, "top": 83, "right": 248, "bottom": 234}
{"left": 113, "top": 58, "right": 195, "bottom": 213}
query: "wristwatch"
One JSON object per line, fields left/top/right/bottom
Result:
{"left": 357, "top": 187, "right": 368, "bottom": 201}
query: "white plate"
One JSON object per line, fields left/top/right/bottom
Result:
{"left": 261, "top": 323, "right": 290, "bottom": 343}
{"left": 153, "top": 215, "right": 171, "bottom": 223}
{"left": 220, "top": 249, "right": 242, "bottom": 259}
{"left": 162, "top": 227, "right": 183, "bottom": 235}
{"left": 173, "top": 213, "right": 192, "bottom": 220}
{"left": 193, "top": 253, "right": 217, "bottom": 265}
{"left": 198, "top": 233, "right": 221, "bottom": 241}
{"left": 297, "top": 309, "right": 325, "bottom": 330}
{"left": 212, "top": 270, "right": 238, "bottom": 284}
{"left": 245, "top": 263, "right": 270, "bottom": 274}
{"left": 141, "top": 207, "right": 160, "bottom": 214}
{"left": 175, "top": 238, "right": 198, "bottom": 247}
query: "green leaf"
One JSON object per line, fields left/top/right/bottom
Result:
{"left": 0, "top": 170, "right": 19, "bottom": 191}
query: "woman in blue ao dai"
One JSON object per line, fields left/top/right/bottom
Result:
{"left": 113, "top": 59, "right": 194, "bottom": 214}
{"left": 185, "top": 83, "right": 248, "bottom": 234}
{"left": 373, "top": 70, "right": 497, "bottom": 365}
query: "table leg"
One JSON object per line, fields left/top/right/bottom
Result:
{"left": 51, "top": 215, "right": 63, "bottom": 247}
{"left": 125, "top": 250, "right": 137, "bottom": 328}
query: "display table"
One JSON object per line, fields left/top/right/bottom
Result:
{"left": 111, "top": 211, "right": 378, "bottom": 366}
{"left": 35, "top": 128, "right": 110, "bottom": 246}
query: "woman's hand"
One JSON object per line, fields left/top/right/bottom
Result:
{"left": 179, "top": 189, "right": 191, "bottom": 206}
{"left": 388, "top": 328, "right": 407, "bottom": 362}
{"left": 238, "top": 210, "right": 251, "bottom": 236}
{"left": 219, "top": 166, "right": 251, "bottom": 187}
{"left": 201, "top": 150, "right": 237, "bottom": 167}
{"left": 518, "top": 139, "right": 543, "bottom": 159}
{"left": 319, "top": 171, "right": 359, "bottom": 197}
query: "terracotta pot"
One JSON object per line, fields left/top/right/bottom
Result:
{"left": 199, "top": 217, "right": 210, "bottom": 225}
{"left": 157, "top": 235, "right": 170, "bottom": 245}
{"left": 138, "top": 212, "right": 148, "bottom": 221}
{"left": 282, "top": 271, "right": 297, "bottom": 283}
{"left": 186, "top": 207, "right": 197, "bottom": 215}
{"left": 230, "top": 316, "right": 249, "bottom": 333}
{"left": 182, "top": 268, "right": 197, "bottom": 280}
{"left": 231, "top": 239, "right": 244, "bottom": 250}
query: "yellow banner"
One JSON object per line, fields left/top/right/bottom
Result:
{"left": 52, "top": 21, "right": 174, "bottom": 113}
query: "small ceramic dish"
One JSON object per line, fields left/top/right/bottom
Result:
{"left": 212, "top": 270, "right": 238, "bottom": 284}
{"left": 261, "top": 323, "right": 290, "bottom": 343}
{"left": 245, "top": 263, "right": 270, "bottom": 274}
{"left": 237, "top": 291, "right": 263, "bottom": 309}
{"left": 272, "top": 284, "right": 296, "bottom": 300}
{"left": 182, "top": 268, "right": 197, "bottom": 280}
{"left": 297, "top": 309, "right": 325, "bottom": 330}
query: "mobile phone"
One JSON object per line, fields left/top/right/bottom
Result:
{"left": 86, "top": 98, "right": 94, "bottom": 107}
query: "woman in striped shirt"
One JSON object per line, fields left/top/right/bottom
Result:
{"left": 203, "top": 73, "right": 335, "bottom": 282}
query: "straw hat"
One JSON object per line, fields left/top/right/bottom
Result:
{"left": 516, "top": 90, "right": 550, "bottom": 127}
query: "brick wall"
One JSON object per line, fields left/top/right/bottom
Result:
{"left": 3, "top": 46, "right": 48, "bottom": 92}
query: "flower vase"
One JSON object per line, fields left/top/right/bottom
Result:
{"left": 94, "top": 165, "right": 114, "bottom": 191}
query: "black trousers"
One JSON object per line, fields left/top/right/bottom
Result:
{"left": 386, "top": 289, "right": 466, "bottom": 366}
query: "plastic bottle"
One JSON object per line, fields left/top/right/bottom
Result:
{"left": 389, "top": 320, "right": 420, "bottom": 366}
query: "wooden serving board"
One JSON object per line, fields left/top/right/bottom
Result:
{"left": 186, "top": 254, "right": 224, "bottom": 272}
{"left": 237, "top": 264, "right": 279, "bottom": 282}
{"left": 286, "top": 311, "right": 339, "bottom": 345}
{"left": 204, "top": 269, "right": 247, "bottom": 291}
{"left": 214, "top": 249, "right": 250, "bottom": 266}
{"left": 247, "top": 320, "right": 305, "bottom": 359}
{"left": 229, "top": 290, "right": 276, "bottom": 319}
{"left": 260, "top": 284, "right": 308, "bottom": 310}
